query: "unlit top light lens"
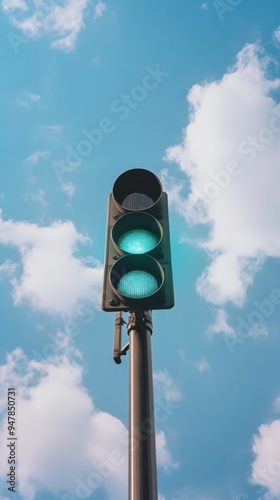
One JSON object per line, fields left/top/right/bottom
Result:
{"left": 112, "top": 169, "right": 162, "bottom": 212}
{"left": 118, "top": 229, "right": 158, "bottom": 254}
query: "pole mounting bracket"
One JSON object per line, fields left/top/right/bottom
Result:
{"left": 113, "top": 312, "right": 129, "bottom": 364}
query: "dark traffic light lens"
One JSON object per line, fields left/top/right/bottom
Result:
{"left": 118, "top": 229, "right": 158, "bottom": 254}
{"left": 117, "top": 270, "right": 158, "bottom": 298}
{"left": 112, "top": 169, "right": 162, "bottom": 212}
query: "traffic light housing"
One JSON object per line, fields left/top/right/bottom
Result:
{"left": 102, "top": 168, "right": 174, "bottom": 311}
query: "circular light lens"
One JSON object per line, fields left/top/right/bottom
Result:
{"left": 117, "top": 270, "right": 158, "bottom": 298}
{"left": 112, "top": 169, "right": 162, "bottom": 212}
{"left": 118, "top": 229, "right": 158, "bottom": 254}
{"left": 112, "top": 212, "right": 163, "bottom": 257}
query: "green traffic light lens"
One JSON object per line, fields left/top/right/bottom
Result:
{"left": 110, "top": 255, "right": 164, "bottom": 303}
{"left": 117, "top": 270, "right": 158, "bottom": 298}
{"left": 112, "top": 212, "right": 162, "bottom": 256}
{"left": 118, "top": 229, "right": 158, "bottom": 254}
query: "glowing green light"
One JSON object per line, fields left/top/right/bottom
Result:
{"left": 118, "top": 229, "right": 158, "bottom": 254}
{"left": 117, "top": 270, "right": 158, "bottom": 298}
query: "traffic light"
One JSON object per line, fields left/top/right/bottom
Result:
{"left": 102, "top": 168, "right": 174, "bottom": 311}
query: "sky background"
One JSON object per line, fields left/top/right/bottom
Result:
{"left": 1, "top": 1, "right": 280, "bottom": 499}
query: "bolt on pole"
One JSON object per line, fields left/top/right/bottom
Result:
{"left": 127, "top": 310, "right": 158, "bottom": 500}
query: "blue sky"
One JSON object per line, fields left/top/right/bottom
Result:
{"left": 1, "top": 1, "right": 280, "bottom": 499}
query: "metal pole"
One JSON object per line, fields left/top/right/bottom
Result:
{"left": 127, "top": 310, "right": 158, "bottom": 500}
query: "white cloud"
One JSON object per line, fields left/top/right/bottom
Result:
{"left": 1, "top": 0, "right": 27, "bottom": 12}
{"left": 94, "top": 1, "right": 106, "bottom": 21}
{"left": 61, "top": 181, "right": 76, "bottom": 198}
{"left": 0, "top": 210, "right": 103, "bottom": 316}
{"left": 23, "top": 189, "right": 48, "bottom": 207}
{"left": 273, "top": 395, "right": 280, "bottom": 413}
{"left": 178, "top": 349, "right": 187, "bottom": 363}
{"left": 153, "top": 369, "right": 183, "bottom": 403}
{"left": 152, "top": 371, "right": 181, "bottom": 472}
{"left": 189, "top": 357, "right": 210, "bottom": 373}
{"left": 178, "top": 350, "right": 210, "bottom": 373}
{"left": 40, "top": 124, "right": 63, "bottom": 134}
{"left": 207, "top": 308, "right": 235, "bottom": 337}
{"left": 26, "top": 90, "right": 41, "bottom": 103}
{"left": 273, "top": 26, "right": 280, "bottom": 43}
{"left": 249, "top": 323, "right": 269, "bottom": 338}
{"left": 251, "top": 420, "right": 280, "bottom": 499}
{"left": 201, "top": 3, "right": 209, "bottom": 10}
{"left": 160, "top": 168, "right": 191, "bottom": 220}
{"left": 164, "top": 43, "right": 280, "bottom": 307}
{"left": 0, "top": 337, "right": 177, "bottom": 499}
{"left": 156, "top": 430, "right": 179, "bottom": 472}
{"left": 16, "top": 90, "right": 42, "bottom": 108}
{"left": 0, "top": 260, "right": 17, "bottom": 278}
{"left": 2, "top": 0, "right": 89, "bottom": 52}
{"left": 0, "top": 336, "right": 128, "bottom": 500}
{"left": 25, "top": 150, "right": 49, "bottom": 165}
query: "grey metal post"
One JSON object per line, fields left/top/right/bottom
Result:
{"left": 127, "top": 310, "right": 158, "bottom": 500}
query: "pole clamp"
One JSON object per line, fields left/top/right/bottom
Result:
{"left": 127, "top": 310, "right": 153, "bottom": 336}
